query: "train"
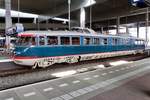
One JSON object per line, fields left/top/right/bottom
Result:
{"left": 13, "top": 27, "right": 146, "bottom": 68}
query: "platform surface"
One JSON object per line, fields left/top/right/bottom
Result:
{"left": 0, "top": 58, "right": 150, "bottom": 100}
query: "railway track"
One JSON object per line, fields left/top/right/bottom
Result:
{"left": 0, "top": 53, "right": 149, "bottom": 77}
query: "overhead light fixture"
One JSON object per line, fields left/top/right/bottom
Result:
{"left": 0, "top": 8, "right": 69, "bottom": 22}
{"left": 84, "top": 0, "right": 96, "bottom": 7}
{"left": 0, "top": 8, "right": 38, "bottom": 18}
{"left": 80, "top": 8, "right": 86, "bottom": 28}
{"left": 52, "top": 17, "right": 69, "bottom": 22}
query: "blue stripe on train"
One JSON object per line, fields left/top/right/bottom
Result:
{"left": 14, "top": 45, "right": 145, "bottom": 57}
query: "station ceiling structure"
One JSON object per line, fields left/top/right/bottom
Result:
{"left": 0, "top": 0, "right": 150, "bottom": 30}
{"left": 6, "top": 0, "right": 141, "bottom": 21}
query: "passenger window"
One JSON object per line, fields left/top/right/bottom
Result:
{"left": 138, "top": 40, "right": 141, "bottom": 45}
{"left": 135, "top": 40, "right": 138, "bottom": 45}
{"left": 141, "top": 40, "right": 144, "bottom": 45}
{"left": 93, "top": 38, "right": 99, "bottom": 45}
{"left": 102, "top": 38, "right": 108, "bottom": 45}
{"left": 112, "top": 38, "right": 118, "bottom": 45}
{"left": 123, "top": 39, "right": 128, "bottom": 45}
{"left": 72, "top": 37, "right": 80, "bottom": 45}
{"left": 84, "top": 37, "right": 91, "bottom": 45}
{"left": 47, "top": 36, "right": 58, "bottom": 45}
{"left": 124, "top": 39, "right": 126, "bottom": 44}
{"left": 61, "top": 37, "right": 70, "bottom": 45}
{"left": 39, "top": 36, "right": 45, "bottom": 45}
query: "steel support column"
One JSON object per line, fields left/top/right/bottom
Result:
{"left": 137, "top": 22, "right": 140, "bottom": 38}
{"left": 5, "top": 0, "right": 12, "bottom": 50}
{"left": 116, "top": 16, "right": 120, "bottom": 34}
{"left": 126, "top": 26, "right": 129, "bottom": 34}
{"left": 68, "top": 0, "right": 71, "bottom": 30}
{"left": 101, "top": 27, "right": 104, "bottom": 34}
{"left": 80, "top": 7, "right": 85, "bottom": 28}
{"left": 146, "top": 7, "right": 149, "bottom": 42}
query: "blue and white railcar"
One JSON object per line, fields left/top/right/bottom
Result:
{"left": 13, "top": 28, "right": 145, "bottom": 68}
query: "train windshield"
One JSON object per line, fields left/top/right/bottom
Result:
{"left": 16, "top": 36, "right": 36, "bottom": 46}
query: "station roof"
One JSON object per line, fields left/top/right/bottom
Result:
{"left": 6, "top": 0, "right": 140, "bottom": 22}
{"left": 1, "top": 0, "right": 149, "bottom": 30}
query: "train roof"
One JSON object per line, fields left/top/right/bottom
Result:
{"left": 18, "top": 30, "right": 144, "bottom": 40}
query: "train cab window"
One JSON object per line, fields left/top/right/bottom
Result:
{"left": 93, "top": 38, "right": 100, "bottom": 45}
{"left": 47, "top": 36, "right": 58, "bottom": 45}
{"left": 39, "top": 36, "right": 45, "bottom": 45}
{"left": 84, "top": 37, "right": 91, "bottom": 45}
{"left": 61, "top": 37, "right": 70, "bottom": 45}
{"left": 16, "top": 37, "right": 36, "bottom": 46}
{"left": 72, "top": 37, "right": 80, "bottom": 45}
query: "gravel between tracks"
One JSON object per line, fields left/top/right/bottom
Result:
{"left": 0, "top": 69, "right": 55, "bottom": 90}
{"left": 0, "top": 62, "right": 103, "bottom": 90}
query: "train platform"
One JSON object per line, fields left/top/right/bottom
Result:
{"left": 0, "top": 51, "right": 12, "bottom": 63}
{"left": 0, "top": 57, "right": 12, "bottom": 63}
{"left": 0, "top": 57, "right": 150, "bottom": 100}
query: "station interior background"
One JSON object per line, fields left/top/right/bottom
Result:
{"left": 0, "top": 0, "right": 150, "bottom": 46}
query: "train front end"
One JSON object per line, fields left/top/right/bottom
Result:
{"left": 13, "top": 33, "right": 37, "bottom": 66}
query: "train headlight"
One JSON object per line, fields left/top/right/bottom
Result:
{"left": 15, "top": 52, "right": 21, "bottom": 55}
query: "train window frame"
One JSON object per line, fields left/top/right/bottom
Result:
{"left": 47, "top": 36, "right": 58, "bottom": 46}
{"left": 84, "top": 37, "right": 91, "bottom": 45}
{"left": 102, "top": 38, "right": 108, "bottom": 45}
{"left": 93, "top": 37, "right": 100, "bottom": 45}
{"left": 135, "top": 39, "right": 139, "bottom": 45}
{"left": 16, "top": 36, "right": 36, "bottom": 46}
{"left": 141, "top": 40, "right": 144, "bottom": 45}
{"left": 39, "top": 36, "right": 45, "bottom": 46}
{"left": 112, "top": 38, "right": 118, "bottom": 45}
{"left": 72, "top": 37, "right": 80, "bottom": 45}
{"left": 123, "top": 38, "right": 129, "bottom": 45}
{"left": 60, "top": 36, "right": 70, "bottom": 45}
{"left": 127, "top": 39, "right": 130, "bottom": 45}
{"left": 139, "top": 40, "right": 144, "bottom": 45}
